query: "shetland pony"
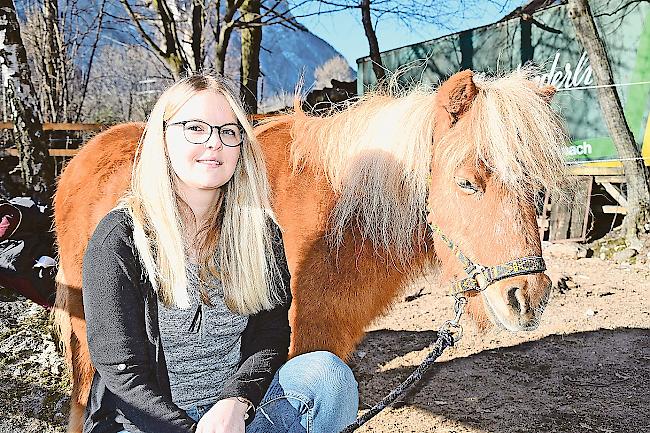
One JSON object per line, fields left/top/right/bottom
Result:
{"left": 53, "top": 69, "right": 566, "bottom": 432}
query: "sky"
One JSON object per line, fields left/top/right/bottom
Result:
{"left": 290, "top": 1, "right": 528, "bottom": 69}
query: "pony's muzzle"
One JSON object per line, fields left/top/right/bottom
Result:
{"left": 484, "top": 273, "right": 551, "bottom": 331}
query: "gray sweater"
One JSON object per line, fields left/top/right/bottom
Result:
{"left": 158, "top": 264, "right": 248, "bottom": 409}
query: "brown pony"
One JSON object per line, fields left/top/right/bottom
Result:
{"left": 53, "top": 69, "right": 566, "bottom": 432}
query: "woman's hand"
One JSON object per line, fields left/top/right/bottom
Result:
{"left": 196, "top": 397, "right": 248, "bottom": 433}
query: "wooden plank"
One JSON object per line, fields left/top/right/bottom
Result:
{"left": 549, "top": 198, "right": 571, "bottom": 241}
{"left": 0, "top": 148, "right": 79, "bottom": 157}
{"left": 48, "top": 149, "right": 79, "bottom": 156}
{"left": 568, "top": 165, "right": 624, "bottom": 176}
{"left": 537, "top": 191, "right": 551, "bottom": 241}
{"left": 601, "top": 205, "right": 627, "bottom": 214}
{"left": 599, "top": 181, "right": 628, "bottom": 207}
{"left": 548, "top": 176, "right": 592, "bottom": 241}
{"left": 536, "top": 217, "right": 549, "bottom": 229}
{"left": 594, "top": 175, "right": 626, "bottom": 184}
{"left": 570, "top": 176, "right": 592, "bottom": 240}
{"left": 0, "top": 122, "right": 104, "bottom": 131}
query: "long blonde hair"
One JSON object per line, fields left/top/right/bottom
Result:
{"left": 121, "top": 73, "right": 283, "bottom": 313}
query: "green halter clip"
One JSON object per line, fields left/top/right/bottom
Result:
{"left": 428, "top": 223, "right": 547, "bottom": 296}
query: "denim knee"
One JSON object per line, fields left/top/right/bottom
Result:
{"left": 251, "top": 350, "right": 358, "bottom": 433}
{"left": 281, "top": 351, "right": 358, "bottom": 412}
{"left": 288, "top": 351, "right": 356, "bottom": 393}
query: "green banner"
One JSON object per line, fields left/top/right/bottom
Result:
{"left": 356, "top": 0, "right": 650, "bottom": 166}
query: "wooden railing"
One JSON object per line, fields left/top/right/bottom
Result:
{"left": 0, "top": 123, "right": 105, "bottom": 158}
{"left": 0, "top": 122, "right": 104, "bottom": 131}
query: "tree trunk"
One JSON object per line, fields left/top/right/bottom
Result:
{"left": 0, "top": 0, "right": 55, "bottom": 205}
{"left": 42, "top": 0, "right": 67, "bottom": 122}
{"left": 120, "top": 0, "right": 192, "bottom": 80}
{"left": 43, "top": 0, "right": 67, "bottom": 122}
{"left": 568, "top": 0, "right": 650, "bottom": 242}
{"left": 214, "top": 0, "right": 236, "bottom": 75}
{"left": 215, "top": 23, "right": 234, "bottom": 74}
{"left": 360, "top": 0, "right": 385, "bottom": 82}
{"left": 191, "top": 0, "right": 205, "bottom": 71}
{"left": 240, "top": 0, "right": 261, "bottom": 114}
{"left": 167, "top": 54, "right": 186, "bottom": 80}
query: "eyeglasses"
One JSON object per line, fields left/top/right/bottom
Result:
{"left": 164, "top": 120, "right": 244, "bottom": 147}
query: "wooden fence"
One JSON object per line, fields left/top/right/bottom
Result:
{"left": 0, "top": 122, "right": 104, "bottom": 158}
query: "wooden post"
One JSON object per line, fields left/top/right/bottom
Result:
{"left": 240, "top": 0, "right": 262, "bottom": 114}
{"left": 567, "top": 0, "right": 650, "bottom": 243}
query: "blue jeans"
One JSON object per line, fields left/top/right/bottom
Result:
{"left": 186, "top": 351, "right": 359, "bottom": 433}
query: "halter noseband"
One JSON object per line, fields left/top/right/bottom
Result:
{"left": 427, "top": 222, "right": 547, "bottom": 296}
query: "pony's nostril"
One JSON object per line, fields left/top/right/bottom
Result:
{"left": 507, "top": 287, "right": 529, "bottom": 315}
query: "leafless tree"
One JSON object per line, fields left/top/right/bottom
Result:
{"left": 568, "top": 0, "right": 650, "bottom": 243}
{"left": 314, "top": 55, "right": 354, "bottom": 89}
{"left": 213, "top": 0, "right": 243, "bottom": 74}
{"left": 22, "top": 0, "right": 107, "bottom": 123}
{"left": 117, "top": 1, "right": 305, "bottom": 112}
{"left": 83, "top": 43, "right": 173, "bottom": 123}
{"left": 0, "top": 0, "right": 55, "bottom": 204}
{"left": 119, "top": 0, "right": 197, "bottom": 78}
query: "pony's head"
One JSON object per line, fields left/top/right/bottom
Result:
{"left": 428, "top": 69, "right": 567, "bottom": 331}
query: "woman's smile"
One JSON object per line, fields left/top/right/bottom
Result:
{"left": 196, "top": 157, "right": 223, "bottom": 167}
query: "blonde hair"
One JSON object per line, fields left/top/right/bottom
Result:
{"left": 120, "top": 73, "right": 283, "bottom": 313}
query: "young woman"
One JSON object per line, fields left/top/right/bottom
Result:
{"left": 81, "top": 73, "right": 358, "bottom": 433}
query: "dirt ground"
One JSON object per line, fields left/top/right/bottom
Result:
{"left": 1, "top": 240, "right": 649, "bottom": 433}
{"left": 349, "top": 246, "right": 650, "bottom": 433}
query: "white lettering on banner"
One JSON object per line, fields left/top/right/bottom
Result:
{"left": 524, "top": 52, "right": 594, "bottom": 90}
{"left": 563, "top": 142, "right": 593, "bottom": 156}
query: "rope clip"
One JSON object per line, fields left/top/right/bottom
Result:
{"left": 439, "top": 296, "right": 467, "bottom": 343}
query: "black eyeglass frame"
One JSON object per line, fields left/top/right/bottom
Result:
{"left": 163, "top": 119, "right": 245, "bottom": 147}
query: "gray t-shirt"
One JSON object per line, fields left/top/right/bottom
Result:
{"left": 158, "top": 264, "right": 248, "bottom": 410}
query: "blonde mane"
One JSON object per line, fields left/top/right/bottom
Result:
{"left": 439, "top": 69, "right": 568, "bottom": 200}
{"left": 291, "top": 86, "right": 436, "bottom": 261}
{"left": 289, "top": 69, "right": 568, "bottom": 260}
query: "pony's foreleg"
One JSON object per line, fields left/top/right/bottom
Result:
{"left": 289, "top": 309, "right": 363, "bottom": 362}
{"left": 288, "top": 275, "right": 371, "bottom": 362}
{"left": 286, "top": 243, "right": 424, "bottom": 362}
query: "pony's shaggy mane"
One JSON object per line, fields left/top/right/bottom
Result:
{"left": 288, "top": 69, "right": 568, "bottom": 260}
{"left": 439, "top": 69, "right": 568, "bottom": 200}
{"left": 291, "top": 85, "right": 436, "bottom": 261}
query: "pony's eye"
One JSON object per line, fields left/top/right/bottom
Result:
{"left": 454, "top": 177, "right": 481, "bottom": 195}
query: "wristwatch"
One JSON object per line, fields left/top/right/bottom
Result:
{"left": 235, "top": 396, "right": 254, "bottom": 420}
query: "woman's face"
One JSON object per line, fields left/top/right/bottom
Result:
{"left": 165, "top": 90, "right": 242, "bottom": 198}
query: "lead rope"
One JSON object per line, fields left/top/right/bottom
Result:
{"left": 339, "top": 296, "right": 467, "bottom": 433}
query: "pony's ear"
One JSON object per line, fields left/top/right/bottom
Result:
{"left": 537, "top": 85, "right": 556, "bottom": 104}
{"left": 438, "top": 70, "right": 479, "bottom": 123}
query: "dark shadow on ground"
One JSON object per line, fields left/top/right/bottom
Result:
{"left": 350, "top": 328, "right": 649, "bottom": 433}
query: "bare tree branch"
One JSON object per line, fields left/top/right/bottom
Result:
{"left": 75, "top": 0, "right": 106, "bottom": 122}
